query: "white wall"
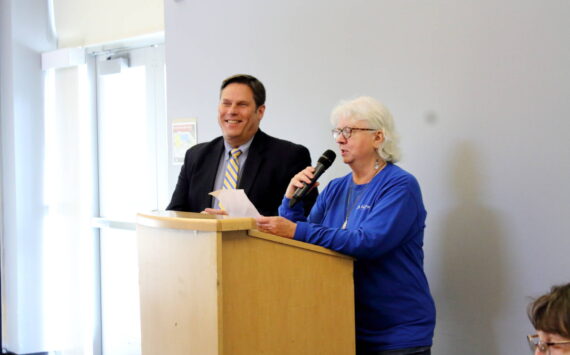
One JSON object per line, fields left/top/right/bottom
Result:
{"left": 53, "top": 0, "right": 164, "bottom": 47}
{"left": 164, "top": 0, "right": 570, "bottom": 353}
{"left": 0, "top": 0, "right": 57, "bottom": 352}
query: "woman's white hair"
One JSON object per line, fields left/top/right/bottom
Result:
{"left": 330, "top": 96, "right": 401, "bottom": 163}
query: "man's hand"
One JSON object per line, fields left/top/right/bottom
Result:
{"left": 202, "top": 208, "right": 229, "bottom": 216}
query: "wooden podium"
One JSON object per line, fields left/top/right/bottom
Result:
{"left": 136, "top": 211, "right": 355, "bottom": 355}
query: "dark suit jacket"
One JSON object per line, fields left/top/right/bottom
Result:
{"left": 167, "top": 130, "right": 317, "bottom": 216}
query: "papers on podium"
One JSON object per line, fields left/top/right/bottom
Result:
{"left": 209, "top": 189, "right": 262, "bottom": 218}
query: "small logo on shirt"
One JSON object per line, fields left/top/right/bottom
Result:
{"left": 356, "top": 204, "right": 372, "bottom": 210}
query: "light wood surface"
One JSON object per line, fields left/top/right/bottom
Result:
{"left": 137, "top": 226, "right": 221, "bottom": 354}
{"left": 137, "top": 211, "right": 256, "bottom": 231}
{"left": 248, "top": 229, "right": 353, "bottom": 259}
{"left": 137, "top": 212, "right": 355, "bottom": 355}
{"left": 221, "top": 230, "right": 355, "bottom": 355}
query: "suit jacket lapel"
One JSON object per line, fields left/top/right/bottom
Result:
{"left": 239, "top": 130, "right": 266, "bottom": 196}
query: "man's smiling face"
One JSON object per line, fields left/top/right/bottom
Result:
{"left": 218, "top": 83, "right": 265, "bottom": 148}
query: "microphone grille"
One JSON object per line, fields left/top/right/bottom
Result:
{"left": 318, "top": 149, "right": 336, "bottom": 168}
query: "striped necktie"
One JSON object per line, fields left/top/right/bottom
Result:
{"left": 223, "top": 148, "right": 242, "bottom": 190}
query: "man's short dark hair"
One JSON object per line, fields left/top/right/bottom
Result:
{"left": 220, "top": 74, "right": 266, "bottom": 108}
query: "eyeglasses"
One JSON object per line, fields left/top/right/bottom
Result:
{"left": 528, "top": 334, "right": 570, "bottom": 354}
{"left": 332, "top": 127, "right": 377, "bottom": 140}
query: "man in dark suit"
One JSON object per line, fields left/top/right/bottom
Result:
{"left": 167, "top": 74, "right": 317, "bottom": 216}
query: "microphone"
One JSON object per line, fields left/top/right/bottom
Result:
{"left": 289, "top": 149, "right": 336, "bottom": 208}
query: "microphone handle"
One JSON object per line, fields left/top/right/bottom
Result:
{"left": 289, "top": 163, "right": 326, "bottom": 207}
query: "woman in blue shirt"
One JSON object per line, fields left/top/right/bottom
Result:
{"left": 256, "top": 97, "right": 436, "bottom": 355}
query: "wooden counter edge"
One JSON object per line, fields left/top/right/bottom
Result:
{"left": 247, "top": 229, "right": 353, "bottom": 260}
{"left": 137, "top": 211, "right": 256, "bottom": 232}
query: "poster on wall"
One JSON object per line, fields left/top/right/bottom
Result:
{"left": 172, "top": 118, "right": 197, "bottom": 165}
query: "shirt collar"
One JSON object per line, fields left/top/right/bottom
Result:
{"left": 223, "top": 137, "right": 254, "bottom": 157}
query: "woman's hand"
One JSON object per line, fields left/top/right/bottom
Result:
{"left": 285, "top": 166, "right": 320, "bottom": 199}
{"left": 256, "top": 216, "right": 297, "bottom": 239}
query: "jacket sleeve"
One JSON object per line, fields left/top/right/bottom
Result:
{"left": 166, "top": 149, "right": 192, "bottom": 211}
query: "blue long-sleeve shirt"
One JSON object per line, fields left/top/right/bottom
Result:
{"left": 279, "top": 163, "right": 435, "bottom": 351}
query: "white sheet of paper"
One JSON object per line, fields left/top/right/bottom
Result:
{"left": 209, "top": 189, "right": 262, "bottom": 218}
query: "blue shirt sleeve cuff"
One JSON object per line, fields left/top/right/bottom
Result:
{"left": 294, "top": 221, "right": 308, "bottom": 241}
{"left": 279, "top": 197, "right": 304, "bottom": 215}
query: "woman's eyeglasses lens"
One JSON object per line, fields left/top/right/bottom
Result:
{"left": 332, "top": 127, "right": 352, "bottom": 140}
{"left": 332, "top": 127, "right": 377, "bottom": 140}
{"left": 528, "top": 334, "right": 550, "bottom": 354}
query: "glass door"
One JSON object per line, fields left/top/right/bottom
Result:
{"left": 95, "top": 44, "right": 167, "bottom": 355}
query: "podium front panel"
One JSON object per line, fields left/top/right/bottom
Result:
{"left": 221, "top": 230, "right": 355, "bottom": 355}
{"left": 138, "top": 225, "right": 221, "bottom": 354}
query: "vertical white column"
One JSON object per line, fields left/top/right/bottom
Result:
{"left": 0, "top": 0, "right": 56, "bottom": 352}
